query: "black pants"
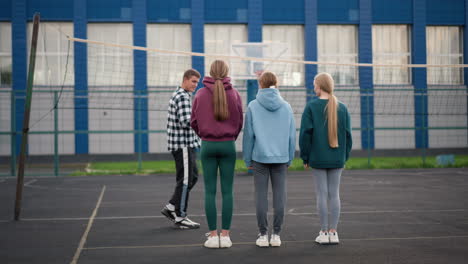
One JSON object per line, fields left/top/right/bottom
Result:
{"left": 169, "top": 147, "right": 199, "bottom": 218}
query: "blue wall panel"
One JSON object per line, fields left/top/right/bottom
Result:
{"left": 12, "top": 0, "right": 27, "bottom": 155}
{"left": 0, "top": 0, "right": 12, "bottom": 20}
{"left": 205, "top": 0, "right": 248, "bottom": 23}
{"left": 147, "top": 0, "right": 191, "bottom": 23}
{"left": 74, "top": 0, "right": 88, "bottom": 154}
{"left": 413, "top": 0, "right": 428, "bottom": 149}
{"left": 318, "top": 0, "right": 359, "bottom": 23}
{"left": 305, "top": 0, "right": 317, "bottom": 101}
{"left": 372, "top": 0, "right": 412, "bottom": 23}
{"left": 465, "top": 0, "right": 468, "bottom": 85}
{"left": 27, "top": 0, "right": 73, "bottom": 21}
{"left": 192, "top": 0, "right": 204, "bottom": 90}
{"left": 87, "top": 0, "right": 132, "bottom": 21}
{"left": 427, "top": 0, "right": 464, "bottom": 25}
{"left": 263, "top": 0, "right": 304, "bottom": 23}
{"left": 247, "top": 0, "right": 262, "bottom": 104}
{"left": 359, "top": 0, "right": 374, "bottom": 150}
{"left": 133, "top": 0, "right": 148, "bottom": 153}
{"left": 465, "top": 0, "right": 468, "bottom": 137}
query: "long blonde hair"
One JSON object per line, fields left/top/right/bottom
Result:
{"left": 314, "top": 72, "right": 339, "bottom": 148}
{"left": 210, "top": 60, "right": 230, "bottom": 121}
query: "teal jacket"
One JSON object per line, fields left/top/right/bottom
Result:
{"left": 299, "top": 98, "right": 352, "bottom": 169}
{"left": 243, "top": 87, "right": 296, "bottom": 167}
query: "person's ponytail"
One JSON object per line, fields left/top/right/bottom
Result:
{"left": 315, "top": 72, "right": 339, "bottom": 148}
{"left": 210, "top": 60, "right": 230, "bottom": 121}
{"left": 326, "top": 94, "right": 338, "bottom": 148}
{"left": 213, "top": 79, "right": 229, "bottom": 121}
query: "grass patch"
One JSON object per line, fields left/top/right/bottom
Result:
{"left": 70, "top": 155, "right": 468, "bottom": 176}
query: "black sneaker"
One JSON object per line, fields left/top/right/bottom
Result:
{"left": 161, "top": 206, "right": 176, "bottom": 222}
{"left": 174, "top": 217, "right": 200, "bottom": 229}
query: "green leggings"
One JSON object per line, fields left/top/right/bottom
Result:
{"left": 201, "top": 140, "right": 236, "bottom": 231}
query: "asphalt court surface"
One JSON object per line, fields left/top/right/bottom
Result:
{"left": 1, "top": 168, "right": 468, "bottom": 263}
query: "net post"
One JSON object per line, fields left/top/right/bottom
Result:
{"left": 14, "top": 12, "right": 40, "bottom": 221}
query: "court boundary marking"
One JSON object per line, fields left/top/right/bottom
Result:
{"left": 2, "top": 208, "right": 465, "bottom": 223}
{"left": 70, "top": 186, "right": 106, "bottom": 264}
{"left": 82, "top": 235, "right": 468, "bottom": 251}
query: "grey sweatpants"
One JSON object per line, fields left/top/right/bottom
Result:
{"left": 311, "top": 168, "right": 343, "bottom": 231}
{"left": 252, "top": 161, "right": 288, "bottom": 235}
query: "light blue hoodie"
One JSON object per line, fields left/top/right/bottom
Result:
{"left": 243, "top": 87, "right": 296, "bottom": 167}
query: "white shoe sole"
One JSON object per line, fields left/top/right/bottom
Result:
{"left": 256, "top": 241, "right": 269, "bottom": 247}
{"left": 204, "top": 238, "right": 220, "bottom": 249}
{"left": 315, "top": 239, "right": 330, "bottom": 245}
{"left": 270, "top": 242, "right": 281, "bottom": 247}
{"left": 204, "top": 244, "right": 219, "bottom": 249}
{"left": 220, "top": 238, "right": 232, "bottom": 248}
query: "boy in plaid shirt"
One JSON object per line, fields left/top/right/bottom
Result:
{"left": 161, "top": 69, "right": 201, "bottom": 229}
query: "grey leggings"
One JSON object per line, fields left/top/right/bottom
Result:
{"left": 311, "top": 168, "right": 343, "bottom": 231}
{"left": 252, "top": 161, "right": 287, "bottom": 235}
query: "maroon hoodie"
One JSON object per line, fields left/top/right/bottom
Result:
{"left": 191, "top": 76, "right": 243, "bottom": 142}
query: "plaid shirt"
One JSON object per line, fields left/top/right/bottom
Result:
{"left": 167, "top": 87, "right": 201, "bottom": 151}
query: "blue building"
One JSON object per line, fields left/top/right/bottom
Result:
{"left": 0, "top": 0, "right": 467, "bottom": 158}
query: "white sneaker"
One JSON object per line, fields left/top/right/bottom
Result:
{"left": 204, "top": 233, "right": 219, "bottom": 248}
{"left": 329, "top": 231, "right": 339, "bottom": 244}
{"left": 270, "top": 234, "right": 281, "bottom": 247}
{"left": 174, "top": 217, "right": 200, "bottom": 229}
{"left": 315, "top": 231, "right": 330, "bottom": 244}
{"left": 256, "top": 234, "right": 269, "bottom": 247}
{"left": 220, "top": 235, "right": 232, "bottom": 248}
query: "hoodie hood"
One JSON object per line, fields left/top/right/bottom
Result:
{"left": 202, "top": 76, "right": 233, "bottom": 93}
{"left": 256, "top": 87, "right": 284, "bottom": 111}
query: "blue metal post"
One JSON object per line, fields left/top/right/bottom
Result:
{"left": 305, "top": 0, "right": 318, "bottom": 101}
{"left": 73, "top": 0, "right": 88, "bottom": 154}
{"left": 412, "top": 0, "right": 428, "bottom": 149}
{"left": 359, "top": 0, "right": 375, "bottom": 152}
{"left": 247, "top": 0, "right": 262, "bottom": 104}
{"left": 12, "top": 0, "right": 27, "bottom": 156}
{"left": 192, "top": 0, "right": 205, "bottom": 90}
{"left": 133, "top": 0, "right": 148, "bottom": 163}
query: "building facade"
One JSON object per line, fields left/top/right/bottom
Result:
{"left": 0, "top": 0, "right": 467, "bottom": 157}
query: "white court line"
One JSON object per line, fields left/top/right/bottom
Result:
{"left": 83, "top": 235, "right": 468, "bottom": 250}
{"left": 23, "top": 217, "right": 90, "bottom": 221}
{"left": 70, "top": 186, "right": 106, "bottom": 264}
{"left": 21, "top": 208, "right": 468, "bottom": 222}
{"left": 24, "top": 179, "right": 37, "bottom": 186}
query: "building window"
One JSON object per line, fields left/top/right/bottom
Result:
{"left": 25, "top": 23, "right": 75, "bottom": 154}
{"left": 372, "top": 25, "right": 411, "bottom": 85}
{"left": 88, "top": 23, "right": 133, "bottom": 86}
{"left": 427, "top": 26, "right": 463, "bottom": 85}
{"left": 263, "top": 25, "right": 304, "bottom": 86}
{"left": 0, "top": 23, "right": 12, "bottom": 87}
{"left": 147, "top": 24, "right": 191, "bottom": 87}
{"left": 318, "top": 25, "right": 358, "bottom": 85}
{"left": 27, "top": 23, "right": 74, "bottom": 86}
{"left": 87, "top": 23, "right": 134, "bottom": 154}
{"left": 27, "top": 22, "right": 74, "bottom": 86}
{"left": 204, "top": 24, "right": 248, "bottom": 86}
